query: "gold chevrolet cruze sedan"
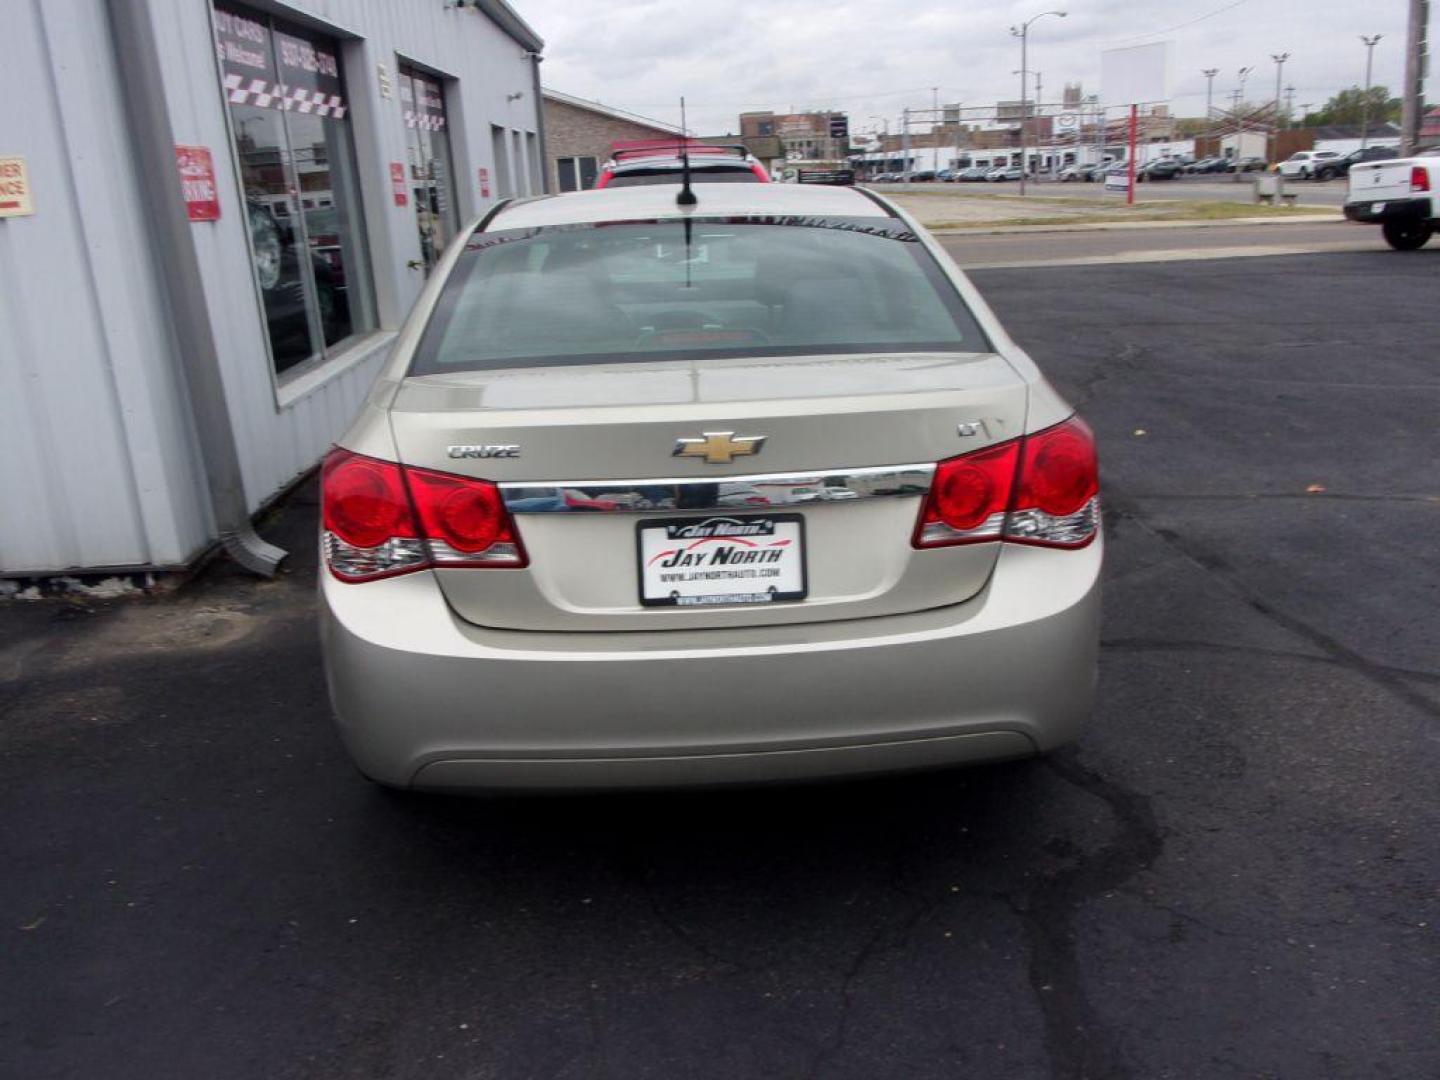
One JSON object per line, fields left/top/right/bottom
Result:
{"left": 319, "top": 180, "right": 1101, "bottom": 791}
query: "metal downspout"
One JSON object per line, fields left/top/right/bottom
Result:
{"left": 104, "top": 0, "right": 285, "bottom": 577}
{"left": 529, "top": 53, "right": 549, "bottom": 193}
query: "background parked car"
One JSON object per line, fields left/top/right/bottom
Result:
{"left": 1058, "top": 163, "right": 1099, "bottom": 182}
{"left": 987, "top": 165, "right": 1024, "bottom": 182}
{"left": 1278, "top": 150, "right": 1342, "bottom": 179}
{"left": 1227, "top": 156, "right": 1269, "bottom": 173}
{"left": 1315, "top": 146, "right": 1398, "bottom": 181}
{"left": 1186, "top": 157, "right": 1229, "bottom": 174}
{"left": 1138, "top": 159, "right": 1181, "bottom": 181}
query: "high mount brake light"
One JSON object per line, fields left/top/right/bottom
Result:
{"left": 321, "top": 449, "right": 526, "bottom": 582}
{"left": 913, "top": 417, "right": 1100, "bottom": 550}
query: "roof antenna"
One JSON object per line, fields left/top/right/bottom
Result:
{"left": 677, "top": 96, "right": 697, "bottom": 207}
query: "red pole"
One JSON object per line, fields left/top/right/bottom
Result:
{"left": 1126, "top": 104, "right": 1138, "bottom": 206}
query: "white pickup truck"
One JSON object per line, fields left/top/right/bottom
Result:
{"left": 1344, "top": 149, "right": 1440, "bottom": 250}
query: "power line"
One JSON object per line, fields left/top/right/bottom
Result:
{"left": 1103, "top": 0, "right": 1250, "bottom": 47}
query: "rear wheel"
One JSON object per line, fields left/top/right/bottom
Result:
{"left": 1381, "top": 220, "right": 1433, "bottom": 251}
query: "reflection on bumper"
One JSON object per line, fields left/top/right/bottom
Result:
{"left": 320, "top": 540, "right": 1102, "bottom": 790}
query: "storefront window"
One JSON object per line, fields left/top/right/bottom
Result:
{"left": 213, "top": 4, "right": 376, "bottom": 378}
{"left": 398, "top": 66, "right": 458, "bottom": 273}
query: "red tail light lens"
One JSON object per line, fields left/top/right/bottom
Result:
{"left": 1411, "top": 166, "right": 1430, "bottom": 193}
{"left": 405, "top": 467, "right": 525, "bottom": 567}
{"left": 913, "top": 441, "right": 1020, "bottom": 547}
{"left": 1015, "top": 417, "right": 1099, "bottom": 518}
{"left": 1004, "top": 417, "right": 1100, "bottom": 548}
{"left": 321, "top": 449, "right": 526, "bottom": 581}
{"left": 914, "top": 417, "right": 1099, "bottom": 550}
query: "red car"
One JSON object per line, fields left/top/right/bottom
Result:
{"left": 595, "top": 142, "right": 769, "bottom": 188}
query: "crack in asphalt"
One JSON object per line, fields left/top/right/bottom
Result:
{"left": 1101, "top": 637, "right": 1440, "bottom": 686}
{"left": 1119, "top": 492, "right": 1439, "bottom": 505}
{"left": 1065, "top": 342, "right": 1147, "bottom": 409}
{"left": 1106, "top": 495, "right": 1440, "bottom": 726}
{"left": 1003, "top": 751, "right": 1165, "bottom": 1080}
{"left": 802, "top": 881, "right": 949, "bottom": 1080}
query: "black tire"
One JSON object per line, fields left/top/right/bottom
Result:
{"left": 1381, "top": 220, "right": 1434, "bottom": 251}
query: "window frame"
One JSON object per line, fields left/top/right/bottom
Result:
{"left": 208, "top": 1, "right": 379, "bottom": 400}
{"left": 556, "top": 155, "right": 600, "bottom": 191}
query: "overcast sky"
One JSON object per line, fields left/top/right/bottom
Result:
{"left": 522, "top": 0, "right": 1416, "bottom": 136}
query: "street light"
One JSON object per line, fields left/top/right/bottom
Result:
{"left": 868, "top": 114, "right": 889, "bottom": 177}
{"left": 1010, "top": 10, "right": 1066, "bottom": 196}
{"left": 1232, "top": 65, "right": 1253, "bottom": 161}
{"left": 1202, "top": 68, "right": 1219, "bottom": 155}
{"left": 1360, "top": 35, "right": 1382, "bottom": 150}
{"left": 1270, "top": 52, "right": 1290, "bottom": 164}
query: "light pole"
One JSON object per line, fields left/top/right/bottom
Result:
{"left": 1010, "top": 9, "right": 1066, "bottom": 196}
{"left": 868, "top": 115, "right": 888, "bottom": 178}
{"left": 1202, "top": 68, "right": 1219, "bottom": 158}
{"left": 1233, "top": 65, "right": 1253, "bottom": 161}
{"left": 1270, "top": 52, "right": 1289, "bottom": 164}
{"left": 1360, "top": 35, "right": 1381, "bottom": 150}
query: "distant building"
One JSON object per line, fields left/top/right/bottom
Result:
{"left": 1422, "top": 108, "right": 1440, "bottom": 146}
{"left": 543, "top": 90, "right": 682, "bottom": 191}
{"left": 739, "top": 111, "right": 846, "bottom": 162}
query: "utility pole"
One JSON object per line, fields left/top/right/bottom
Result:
{"left": 1094, "top": 95, "right": 1105, "bottom": 167}
{"left": 1203, "top": 67, "right": 1219, "bottom": 154}
{"left": 1270, "top": 53, "right": 1289, "bottom": 164}
{"left": 1233, "top": 65, "right": 1253, "bottom": 160}
{"left": 1285, "top": 84, "right": 1296, "bottom": 121}
{"left": 901, "top": 107, "right": 911, "bottom": 182}
{"left": 1010, "top": 11, "right": 1067, "bottom": 196}
{"left": 1400, "top": 0, "right": 1427, "bottom": 155}
{"left": 1360, "top": 35, "right": 1382, "bottom": 150}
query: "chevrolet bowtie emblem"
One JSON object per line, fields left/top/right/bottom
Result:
{"left": 672, "top": 431, "right": 767, "bottom": 465}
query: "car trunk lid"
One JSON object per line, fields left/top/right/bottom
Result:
{"left": 388, "top": 351, "right": 1030, "bottom": 631}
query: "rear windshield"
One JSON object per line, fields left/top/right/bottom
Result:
{"left": 410, "top": 216, "right": 989, "bottom": 373}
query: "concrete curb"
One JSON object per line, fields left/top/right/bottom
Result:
{"left": 927, "top": 215, "right": 1347, "bottom": 237}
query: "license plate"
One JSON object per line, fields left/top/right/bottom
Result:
{"left": 1372, "top": 202, "right": 1386, "bottom": 213}
{"left": 637, "top": 514, "right": 807, "bottom": 607}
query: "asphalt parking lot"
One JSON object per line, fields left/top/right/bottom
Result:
{"left": 3, "top": 249, "right": 1438, "bottom": 1079}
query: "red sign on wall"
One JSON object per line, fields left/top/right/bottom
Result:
{"left": 478, "top": 166, "right": 490, "bottom": 199}
{"left": 390, "top": 162, "right": 408, "bottom": 207}
{"left": 175, "top": 145, "right": 220, "bottom": 222}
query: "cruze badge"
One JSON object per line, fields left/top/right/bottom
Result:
{"left": 448, "top": 444, "right": 520, "bottom": 459}
{"left": 673, "top": 432, "right": 766, "bottom": 465}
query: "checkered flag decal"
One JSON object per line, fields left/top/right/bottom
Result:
{"left": 404, "top": 109, "right": 447, "bottom": 132}
{"left": 223, "top": 74, "right": 347, "bottom": 119}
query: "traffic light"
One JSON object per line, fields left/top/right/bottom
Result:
{"left": 828, "top": 115, "right": 849, "bottom": 140}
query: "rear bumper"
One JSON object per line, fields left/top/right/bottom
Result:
{"left": 1344, "top": 197, "right": 1431, "bottom": 224}
{"left": 320, "top": 540, "right": 1102, "bottom": 790}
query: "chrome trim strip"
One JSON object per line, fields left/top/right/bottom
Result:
{"left": 499, "top": 464, "right": 936, "bottom": 513}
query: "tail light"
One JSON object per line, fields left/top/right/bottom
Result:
{"left": 913, "top": 417, "right": 1099, "bottom": 550}
{"left": 913, "top": 441, "right": 1020, "bottom": 546}
{"left": 322, "top": 449, "right": 526, "bottom": 582}
{"left": 1412, "top": 166, "right": 1430, "bottom": 193}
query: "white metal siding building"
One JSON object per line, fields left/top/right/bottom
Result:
{"left": 0, "top": 0, "right": 545, "bottom": 580}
